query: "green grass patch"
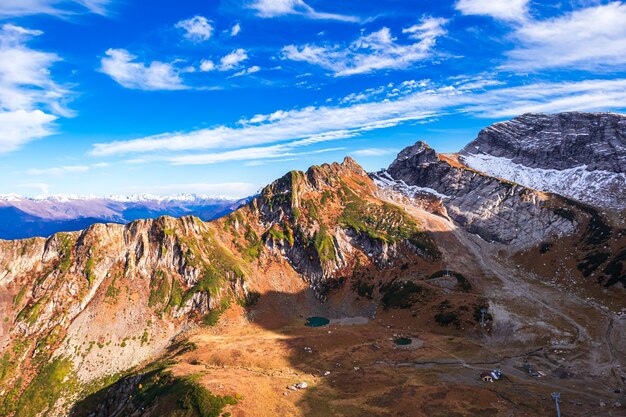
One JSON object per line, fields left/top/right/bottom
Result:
{"left": 14, "top": 357, "right": 77, "bottom": 417}
{"left": 85, "top": 257, "right": 96, "bottom": 286}
{"left": 149, "top": 270, "right": 172, "bottom": 310}
{"left": 13, "top": 286, "right": 27, "bottom": 308}
{"left": 314, "top": 226, "right": 336, "bottom": 262}
{"left": 57, "top": 234, "right": 73, "bottom": 273}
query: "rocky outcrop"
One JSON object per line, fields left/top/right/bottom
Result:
{"left": 227, "top": 157, "right": 439, "bottom": 298}
{"left": 459, "top": 112, "right": 626, "bottom": 209}
{"left": 0, "top": 215, "right": 252, "bottom": 417}
{"left": 378, "top": 142, "right": 577, "bottom": 249}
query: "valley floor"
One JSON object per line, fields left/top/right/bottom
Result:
{"left": 158, "top": 207, "right": 625, "bottom": 417}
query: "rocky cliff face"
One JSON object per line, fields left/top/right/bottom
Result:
{"left": 377, "top": 141, "right": 577, "bottom": 249}
{"left": 0, "top": 215, "right": 257, "bottom": 416}
{"left": 459, "top": 112, "right": 626, "bottom": 210}
{"left": 221, "top": 157, "right": 440, "bottom": 298}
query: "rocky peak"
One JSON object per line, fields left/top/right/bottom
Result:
{"left": 380, "top": 140, "right": 579, "bottom": 249}
{"left": 389, "top": 141, "right": 438, "bottom": 169}
{"left": 341, "top": 156, "right": 368, "bottom": 176}
{"left": 459, "top": 112, "right": 626, "bottom": 210}
{"left": 461, "top": 112, "right": 626, "bottom": 173}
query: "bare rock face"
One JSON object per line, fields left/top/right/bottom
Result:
{"left": 242, "top": 156, "right": 439, "bottom": 297}
{"left": 459, "top": 112, "right": 626, "bottom": 209}
{"left": 0, "top": 215, "right": 251, "bottom": 404}
{"left": 379, "top": 141, "right": 577, "bottom": 249}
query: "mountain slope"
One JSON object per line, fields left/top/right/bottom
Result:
{"left": 458, "top": 112, "right": 626, "bottom": 210}
{"left": 376, "top": 139, "right": 625, "bottom": 289}
{"left": 0, "top": 157, "right": 446, "bottom": 417}
{"left": 374, "top": 141, "right": 577, "bottom": 249}
{"left": 0, "top": 114, "right": 624, "bottom": 417}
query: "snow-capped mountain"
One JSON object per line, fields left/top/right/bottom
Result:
{"left": 459, "top": 112, "right": 626, "bottom": 210}
{"left": 0, "top": 194, "right": 249, "bottom": 239}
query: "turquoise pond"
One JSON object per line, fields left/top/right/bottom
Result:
{"left": 305, "top": 317, "right": 330, "bottom": 327}
{"left": 394, "top": 337, "right": 412, "bottom": 346}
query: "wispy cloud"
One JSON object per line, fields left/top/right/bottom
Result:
{"left": 0, "top": 0, "right": 112, "bottom": 18}
{"left": 176, "top": 16, "right": 214, "bottom": 42}
{"left": 248, "top": 0, "right": 358, "bottom": 22}
{"left": 100, "top": 48, "right": 188, "bottom": 90}
{"left": 230, "top": 22, "right": 241, "bottom": 37}
{"left": 120, "top": 182, "right": 259, "bottom": 198}
{"left": 91, "top": 77, "right": 626, "bottom": 161}
{"left": 231, "top": 65, "right": 260, "bottom": 77}
{"left": 502, "top": 2, "right": 626, "bottom": 71}
{"left": 350, "top": 148, "right": 397, "bottom": 157}
{"left": 166, "top": 143, "right": 344, "bottom": 166}
{"left": 455, "top": 0, "right": 529, "bottom": 22}
{"left": 283, "top": 18, "right": 448, "bottom": 76}
{"left": 26, "top": 162, "right": 108, "bottom": 176}
{"left": 0, "top": 24, "right": 71, "bottom": 153}
{"left": 218, "top": 48, "right": 248, "bottom": 71}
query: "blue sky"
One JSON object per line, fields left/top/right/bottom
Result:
{"left": 1, "top": 0, "right": 626, "bottom": 198}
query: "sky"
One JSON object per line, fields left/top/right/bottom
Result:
{"left": 1, "top": 0, "right": 626, "bottom": 198}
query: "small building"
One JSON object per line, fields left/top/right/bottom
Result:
{"left": 481, "top": 372, "right": 494, "bottom": 382}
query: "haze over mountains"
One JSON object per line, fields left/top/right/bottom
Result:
{"left": 0, "top": 195, "right": 247, "bottom": 240}
{"left": 0, "top": 112, "right": 624, "bottom": 417}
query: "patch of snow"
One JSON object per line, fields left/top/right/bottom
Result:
{"left": 0, "top": 194, "right": 24, "bottom": 202}
{"left": 462, "top": 153, "right": 626, "bottom": 210}
{"left": 372, "top": 171, "right": 448, "bottom": 199}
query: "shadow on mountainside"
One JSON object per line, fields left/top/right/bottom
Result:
{"left": 70, "top": 227, "right": 626, "bottom": 417}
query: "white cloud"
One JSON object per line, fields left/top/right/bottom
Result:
{"left": 503, "top": 2, "right": 626, "bottom": 71}
{"left": 218, "top": 49, "right": 248, "bottom": 70}
{"left": 350, "top": 148, "right": 397, "bottom": 157}
{"left": 199, "top": 59, "right": 215, "bottom": 72}
{"left": 91, "top": 77, "right": 626, "bottom": 161}
{"left": 0, "top": 24, "right": 70, "bottom": 153}
{"left": 249, "top": 0, "right": 358, "bottom": 22}
{"left": 27, "top": 162, "right": 109, "bottom": 176}
{"left": 465, "top": 79, "right": 626, "bottom": 117}
{"left": 403, "top": 17, "right": 448, "bottom": 40}
{"left": 230, "top": 23, "right": 241, "bottom": 37}
{"left": 176, "top": 16, "right": 214, "bottom": 42}
{"left": 0, "top": 0, "right": 111, "bottom": 17}
{"left": 0, "top": 110, "right": 57, "bottom": 153}
{"left": 166, "top": 143, "right": 343, "bottom": 166}
{"left": 100, "top": 48, "right": 188, "bottom": 90}
{"left": 455, "top": 0, "right": 529, "bottom": 21}
{"left": 231, "top": 65, "right": 261, "bottom": 77}
{"left": 283, "top": 18, "right": 447, "bottom": 76}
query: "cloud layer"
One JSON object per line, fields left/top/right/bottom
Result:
{"left": 503, "top": 2, "right": 626, "bottom": 71}
{"left": 91, "top": 77, "right": 626, "bottom": 166}
{"left": 249, "top": 0, "right": 358, "bottom": 22}
{"left": 0, "top": 0, "right": 111, "bottom": 17}
{"left": 455, "top": 0, "right": 529, "bottom": 21}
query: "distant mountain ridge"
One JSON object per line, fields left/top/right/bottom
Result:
{"left": 0, "top": 194, "right": 248, "bottom": 240}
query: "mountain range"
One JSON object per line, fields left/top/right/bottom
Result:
{"left": 0, "top": 112, "right": 624, "bottom": 417}
{"left": 0, "top": 195, "right": 247, "bottom": 240}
